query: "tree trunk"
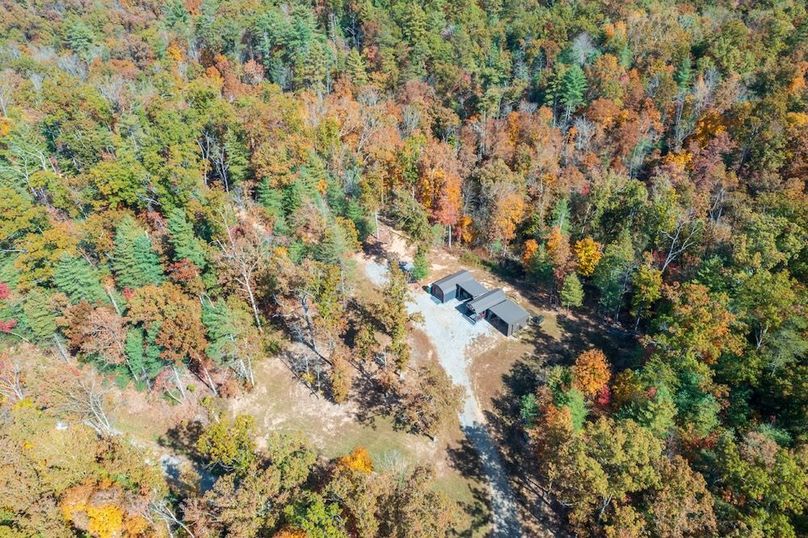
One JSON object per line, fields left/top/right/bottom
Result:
{"left": 52, "top": 335, "right": 70, "bottom": 361}
{"left": 242, "top": 275, "right": 262, "bottom": 331}
{"left": 105, "top": 286, "right": 122, "bottom": 315}
{"left": 199, "top": 363, "right": 219, "bottom": 397}
{"left": 172, "top": 366, "right": 187, "bottom": 401}
{"left": 301, "top": 295, "right": 318, "bottom": 357}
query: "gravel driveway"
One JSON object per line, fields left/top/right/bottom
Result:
{"left": 362, "top": 260, "right": 523, "bottom": 536}
{"left": 408, "top": 291, "right": 523, "bottom": 537}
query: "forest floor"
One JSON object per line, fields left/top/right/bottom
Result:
{"left": 227, "top": 340, "right": 490, "bottom": 536}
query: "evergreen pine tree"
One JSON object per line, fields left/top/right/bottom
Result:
{"left": 412, "top": 245, "right": 429, "bottom": 281}
{"left": 675, "top": 56, "right": 692, "bottom": 91}
{"left": 543, "top": 66, "right": 566, "bottom": 111}
{"left": 53, "top": 255, "right": 107, "bottom": 304}
{"left": 551, "top": 197, "right": 571, "bottom": 234}
{"left": 561, "top": 64, "right": 587, "bottom": 120}
{"left": 112, "top": 217, "right": 165, "bottom": 289}
{"left": 167, "top": 208, "right": 206, "bottom": 268}
{"left": 560, "top": 273, "right": 585, "bottom": 308}
{"left": 345, "top": 48, "right": 368, "bottom": 85}
{"left": 124, "top": 327, "right": 165, "bottom": 387}
{"left": 593, "top": 231, "right": 635, "bottom": 315}
{"left": 21, "top": 288, "right": 57, "bottom": 342}
{"left": 63, "top": 17, "right": 95, "bottom": 56}
{"left": 201, "top": 298, "right": 239, "bottom": 365}
{"left": 257, "top": 179, "right": 289, "bottom": 234}
{"left": 315, "top": 224, "right": 349, "bottom": 265}
{"left": 223, "top": 129, "right": 250, "bottom": 186}
{"left": 283, "top": 180, "right": 306, "bottom": 215}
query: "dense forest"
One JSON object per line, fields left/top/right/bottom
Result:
{"left": 1, "top": 0, "right": 806, "bottom": 536}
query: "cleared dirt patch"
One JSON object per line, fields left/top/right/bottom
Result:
{"left": 228, "top": 357, "right": 434, "bottom": 461}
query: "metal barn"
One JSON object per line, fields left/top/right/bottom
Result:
{"left": 430, "top": 271, "right": 530, "bottom": 337}
{"left": 431, "top": 270, "right": 485, "bottom": 303}
{"left": 486, "top": 299, "right": 530, "bottom": 337}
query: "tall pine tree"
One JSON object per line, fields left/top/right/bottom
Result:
{"left": 560, "top": 273, "right": 584, "bottom": 308}
{"left": 53, "top": 255, "right": 107, "bottom": 304}
{"left": 561, "top": 64, "right": 587, "bottom": 121}
{"left": 112, "top": 217, "right": 165, "bottom": 289}
{"left": 167, "top": 208, "right": 206, "bottom": 268}
{"left": 124, "top": 326, "right": 165, "bottom": 388}
{"left": 21, "top": 288, "right": 58, "bottom": 342}
{"left": 256, "top": 179, "right": 289, "bottom": 234}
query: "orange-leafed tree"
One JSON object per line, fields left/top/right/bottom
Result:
{"left": 574, "top": 237, "right": 603, "bottom": 276}
{"left": 456, "top": 214, "right": 474, "bottom": 244}
{"left": 488, "top": 189, "right": 526, "bottom": 247}
{"left": 546, "top": 227, "right": 572, "bottom": 283}
{"left": 274, "top": 529, "right": 307, "bottom": 538}
{"left": 572, "top": 349, "right": 611, "bottom": 399}
{"left": 522, "top": 239, "right": 539, "bottom": 265}
{"left": 60, "top": 480, "right": 151, "bottom": 538}
{"left": 338, "top": 447, "right": 374, "bottom": 474}
{"left": 418, "top": 141, "right": 462, "bottom": 237}
{"left": 127, "top": 283, "right": 208, "bottom": 366}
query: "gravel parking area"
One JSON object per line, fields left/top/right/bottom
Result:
{"left": 407, "top": 291, "right": 495, "bottom": 395}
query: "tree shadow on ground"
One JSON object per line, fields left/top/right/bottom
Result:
{"left": 159, "top": 420, "right": 220, "bottom": 493}
{"left": 446, "top": 433, "right": 492, "bottom": 537}
{"left": 482, "top": 358, "right": 570, "bottom": 537}
{"left": 160, "top": 419, "right": 205, "bottom": 458}
{"left": 362, "top": 238, "right": 393, "bottom": 265}
{"left": 481, "top": 303, "right": 645, "bottom": 535}
{"left": 555, "top": 313, "right": 642, "bottom": 372}
{"left": 476, "top": 306, "right": 641, "bottom": 535}
{"left": 349, "top": 371, "right": 397, "bottom": 427}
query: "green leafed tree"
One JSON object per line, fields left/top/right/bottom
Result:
{"left": 202, "top": 296, "right": 263, "bottom": 386}
{"left": 0, "top": 187, "right": 47, "bottom": 247}
{"left": 167, "top": 208, "right": 207, "bottom": 268}
{"left": 561, "top": 64, "right": 587, "bottom": 121}
{"left": 592, "top": 232, "right": 635, "bottom": 318}
{"left": 53, "top": 255, "right": 107, "bottom": 304}
{"left": 283, "top": 491, "right": 348, "bottom": 538}
{"left": 111, "top": 217, "right": 164, "bottom": 289}
{"left": 560, "top": 273, "right": 584, "bottom": 308}
{"left": 631, "top": 260, "right": 662, "bottom": 325}
{"left": 256, "top": 179, "right": 288, "bottom": 234}
{"left": 123, "top": 327, "right": 165, "bottom": 388}
{"left": 708, "top": 432, "right": 808, "bottom": 536}
{"left": 196, "top": 414, "right": 257, "bottom": 475}
{"left": 411, "top": 245, "right": 429, "bottom": 281}
{"left": 21, "top": 288, "right": 58, "bottom": 342}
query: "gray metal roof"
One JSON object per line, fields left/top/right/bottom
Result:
{"left": 466, "top": 288, "right": 506, "bottom": 313}
{"left": 431, "top": 270, "right": 473, "bottom": 292}
{"left": 457, "top": 278, "right": 487, "bottom": 298}
{"left": 488, "top": 298, "right": 530, "bottom": 325}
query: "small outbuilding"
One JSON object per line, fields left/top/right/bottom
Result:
{"left": 486, "top": 299, "right": 530, "bottom": 337}
{"left": 430, "top": 270, "right": 486, "bottom": 303}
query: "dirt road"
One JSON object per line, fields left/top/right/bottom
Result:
{"left": 407, "top": 290, "right": 523, "bottom": 537}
